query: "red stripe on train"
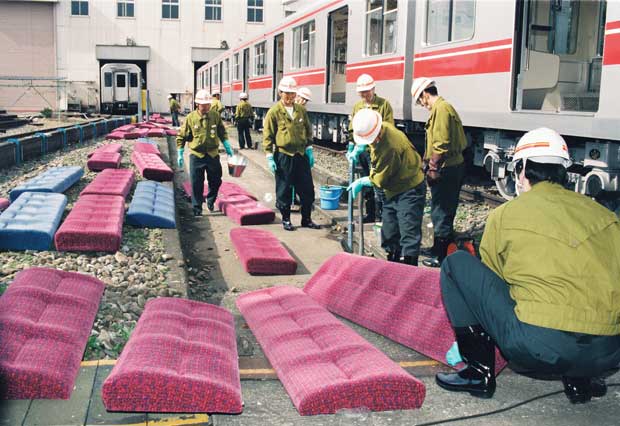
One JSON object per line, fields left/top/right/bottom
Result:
{"left": 413, "top": 46, "right": 512, "bottom": 77}
{"left": 249, "top": 79, "right": 272, "bottom": 90}
{"left": 603, "top": 33, "right": 620, "bottom": 65}
{"left": 346, "top": 56, "right": 405, "bottom": 68}
{"left": 346, "top": 62, "right": 404, "bottom": 83}
{"left": 607, "top": 20, "right": 620, "bottom": 31}
{"left": 284, "top": 71, "right": 326, "bottom": 86}
{"left": 414, "top": 39, "right": 512, "bottom": 59}
{"left": 232, "top": 82, "right": 243, "bottom": 91}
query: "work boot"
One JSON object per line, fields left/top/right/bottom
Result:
{"left": 280, "top": 209, "right": 295, "bottom": 231}
{"left": 436, "top": 325, "right": 496, "bottom": 398}
{"left": 206, "top": 200, "right": 215, "bottom": 212}
{"left": 362, "top": 214, "right": 376, "bottom": 224}
{"left": 386, "top": 249, "right": 401, "bottom": 263}
{"left": 301, "top": 219, "right": 321, "bottom": 229}
{"left": 193, "top": 208, "right": 202, "bottom": 217}
{"left": 561, "top": 376, "right": 607, "bottom": 404}
{"left": 422, "top": 237, "right": 452, "bottom": 268}
{"left": 402, "top": 256, "right": 418, "bottom": 266}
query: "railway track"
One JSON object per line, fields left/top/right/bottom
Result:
{"left": 460, "top": 186, "right": 505, "bottom": 207}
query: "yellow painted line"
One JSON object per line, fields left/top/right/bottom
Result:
{"left": 399, "top": 360, "right": 441, "bottom": 368}
{"left": 98, "top": 359, "right": 118, "bottom": 366}
{"left": 80, "top": 360, "right": 100, "bottom": 367}
{"left": 240, "top": 368, "right": 275, "bottom": 375}
{"left": 148, "top": 415, "right": 210, "bottom": 425}
{"left": 109, "top": 423, "right": 147, "bottom": 426}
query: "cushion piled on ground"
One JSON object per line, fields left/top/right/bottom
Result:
{"left": 230, "top": 228, "right": 296, "bottom": 275}
{"left": 80, "top": 169, "right": 135, "bottom": 199}
{"left": 303, "top": 253, "right": 508, "bottom": 372}
{"left": 236, "top": 286, "right": 425, "bottom": 415}
{"left": 102, "top": 298, "right": 242, "bottom": 413}
{"left": 54, "top": 194, "right": 124, "bottom": 252}
{"left": 146, "top": 128, "right": 166, "bottom": 137}
{"left": 123, "top": 131, "right": 140, "bottom": 139}
{"left": 0, "top": 198, "right": 9, "bottom": 212}
{"left": 165, "top": 129, "right": 178, "bottom": 136}
{"left": 105, "top": 132, "right": 124, "bottom": 140}
{"left": 133, "top": 142, "right": 161, "bottom": 156}
{"left": 114, "top": 125, "right": 135, "bottom": 132}
{"left": 131, "top": 152, "right": 173, "bottom": 182}
{"left": 181, "top": 181, "right": 256, "bottom": 201}
{"left": 216, "top": 195, "right": 274, "bottom": 226}
{"left": 0, "top": 268, "right": 105, "bottom": 399}
{"left": 87, "top": 143, "right": 122, "bottom": 158}
{"left": 87, "top": 152, "right": 122, "bottom": 172}
{"left": 127, "top": 181, "right": 175, "bottom": 228}
{"left": 10, "top": 166, "right": 84, "bottom": 202}
{"left": 0, "top": 193, "right": 67, "bottom": 251}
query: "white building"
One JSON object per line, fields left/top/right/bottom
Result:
{"left": 0, "top": 0, "right": 294, "bottom": 113}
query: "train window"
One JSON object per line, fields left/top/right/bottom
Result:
{"left": 224, "top": 59, "right": 230, "bottom": 83}
{"left": 292, "top": 21, "right": 316, "bottom": 68}
{"left": 162, "top": 0, "right": 179, "bottom": 19}
{"left": 116, "top": 74, "right": 126, "bottom": 88}
{"left": 248, "top": 0, "right": 263, "bottom": 23}
{"left": 254, "top": 42, "right": 267, "bottom": 75}
{"left": 365, "top": 0, "right": 398, "bottom": 56}
{"left": 233, "top": 53, "right": 240, "bottom": 80}
{"left": 117, "top": 0, "right": 134, "bottom": 18}
{"left": 426, "top": 0, "right": 475, "bottom": 45}
{"left": 547, "top": 0, "right": 579, "bottom": 55}
{"left": 130, "top": 73, "right": 138, "bottom": 88}
{"left": 71, "top": 0, "right": 89, "bottom": 16}
{"left": 205, "top": 0, "right": 222, "bottom": 21}
{"left": 104, "top": 73, "right": 112, "bottom": 88}
{"left": 213, "top": 65, "right": 220, "bottom": 90}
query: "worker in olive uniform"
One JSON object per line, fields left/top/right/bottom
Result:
{"left": 347, "top": 73, "right": 394, "bottom": 223}
{"left": 211, "top": 90, "right": 224, "bottom": 116}
{"left": 295, "top": 87, "right": 313, "bottom": 106}
{"left": 168, "top": 94, "right": 180, "bottom": 127}
{"left": 176, "top": 89, "right": 234, "bottom": 216}
{"left": 235, "top": 92, "right": 253, "bottom": 150}
{"left": 348, "top": 109, "right": 426, "bottom": 265}
{"left": 411, "top": 77, "right": 467, "bottom": 267}
{"left": 436, "top": 127, "right": 620, "bottom": 404}
{"left": 263, "top": 76, "right": 319, "bottom": 231}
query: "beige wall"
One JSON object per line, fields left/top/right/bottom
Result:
{"left": 0, "top": 2, "right": 57, "bottom": 112}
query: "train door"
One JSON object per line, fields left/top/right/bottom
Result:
{"left": 243, "top": 48, "right": 250, "bottom": 92}
{"left": 513, "top": 0, "right": 606, "bottom": 113}
{"left": 327, "top": 6, "right": 348, "bottom": 103}
{"left": 114, "top": 72, "right": 129, "bottom": 103}
{"left": 273, "top": 33, "right": 284, "bottom": 101}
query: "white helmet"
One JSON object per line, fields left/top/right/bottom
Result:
{"left": 239, "top": 92, "right": 248, "bottom": 99}
{"left": 194, "top": 89, "right": 212, "bottom": 105}
{"left": 356, "top": 74, "right": 376, "bottom": 92}
{"left": 211, "top": 88, "right": 220, "bottom": 96}
{"left": 512, "top": 127, "right": 572, "bottom": 168}
{"left": 167, "top": 94, "right": 173, "bottom": 99}
{"left": 278, "top": 76, "right": 298, "bottom": 93}
{"left": 352, "top": 109, "right": 382, "bottom": 145}
{"left": 411, "top": 77, "right": 436, "bottom": 104}
{"left": 297, "top": 87, "right": 312, "bottom": 102}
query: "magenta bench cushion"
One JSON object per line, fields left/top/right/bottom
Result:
{"left": 80, "top": 169, "right": 135, "bottom": 199}
{"left": 181, "top": 181, "right": 257, "bottom": 201}
{"left": 87, "top": 152, "right": 121, "bottom": 172}
{"left": 133, "top": 142, "right": 161, "bottom": 156}
{"left": 0, "top": 268, "right": 105, "bottom": 399}
{"left": 54, "top": 194, "right": 125, "bottom": 252}
{"left": 131, "top": 152, "right": 173, "bottom": 182}
{"left": 0, "top": 198, "right": 9, "bottom": 212}
{"left": 237, "top": 286, "right": 425, "bottom": 415}
{"left": 216, "top": 195, "right": 274, "bottom": 226}
{"left": 88, "top": 143, "right": 122, "bottom": 158}
{"left": 102, "top": 298, "right": 242, "bottom": 413}
{"left": 230, "top": 228, "right": 297, "bottom": 275}
{"left": 146, "top": 128, "right": 166, "bottom": 137}
{"left": 303, "top": 253, "right": 508, "bottom": 372}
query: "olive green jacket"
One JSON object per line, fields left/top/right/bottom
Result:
{"left": 262, "top": 101, "right": 312, "bottom": 156}
{"left": 425, "top": 97, "right": 467, "bottom": 167}
{"left": 211, "top": 99, "right": 224, "bottom": 115}
{"left": 235, "top": 100, "right": 253, "bottom": 119}
{"left": 369, "top": 123, "right": 425, "bottom": 200}
{"left": 348, "top": 95, "right": 394, "bottom": 142}
{"left": 480, "top": 182, "right": 620, "bottom": 335}
{"left": 169, "top": 98, "right": 180, "bottom": 113}
{"left": 176, "top": 109, "right": 228, "bottom": 159}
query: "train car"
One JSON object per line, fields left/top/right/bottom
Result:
{"left": 198, "top": 0, "right": 620, "bottom": 205}
{"left": 100, "top": 63, "right": 141, "bottom": 115}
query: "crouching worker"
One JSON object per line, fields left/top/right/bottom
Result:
{"left": 348, "top": 109, "right": 425, "bottom": 265}
{"left": 176, "top": 89, "right": 234, "bottom": 216}
{"left": 436, "top": 127, "right": 620, "bottom": 404}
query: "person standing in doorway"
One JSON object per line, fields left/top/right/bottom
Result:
{"left": 168, "top": 94, "right": 180, "bottom": 127}
{"left": 235, "top": 92, "right": 253, "bottom": 150}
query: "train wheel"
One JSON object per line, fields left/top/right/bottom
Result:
{"left": 495, "top": 174, "right": 516, "bottom": 200}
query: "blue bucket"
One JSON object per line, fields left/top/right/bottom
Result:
{"left": 319, "top": 185, "right": 343, "bottom": 210}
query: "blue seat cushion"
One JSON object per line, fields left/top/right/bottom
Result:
{"left": 126, "top": 181, "right": 175, "bottom": 228}
{"left": 10, "top": 166, "right": 84, "bottom": 202}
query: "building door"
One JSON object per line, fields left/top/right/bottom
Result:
{"left": 327, "top": 6, "right": 348, "bottom": 103}
{"left": 243, "top": 48, "right": 250, "bottom": 92}
{"left": 273, "top": 33, "right": 284, "bottom": 101}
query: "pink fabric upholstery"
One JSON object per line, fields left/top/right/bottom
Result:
{"left": 123, "top": 131, "right": 140, "bottom": 140}
{"left": 135, "top": 128, "right": 150, "bottom": 138}
{"left": 105, "top": 132, "right": 125, "bottom": 140}
{"left": 236, "top": 286, "right": 425, "bottom": 415}
{"left": 146, "top": 128, "right": 166, "bottom": 137}
{"left": 80, "top": 169, "right": 134, "bottom": 199}
{"left": 102, "top": 298, "right": 242, "bottom": 413}
{"left": 303, "top": 253, "right": 508, "bottom": 372}
{"left": 114, "top": 125, "right": 135, "bottom": 132}
{"left": 87, "top": 143, "right": 122, "bottom": 158}
{"left": 0, "top": 268, "right": 105, "bottom": 399}
{"left": 87, "top": 152, "right": 121, "bottom": 172}
{"left": 0, "top": 198, "right": 9, "bottom": 212}
{"left": 216, "top": 195, "right": 275, "bottom": 226}
{"left": 54, "top": 194, "right": 124, "bottom": 252}
{"left": 165, "top": 129, "right": 178, "bottom": 136}
{"left": 230, "top": 228, "right": 297, "bottom": 275}
{"left": 131, "top": 152, "right": 173, "bottom": 182}
{"left": 133, "top": 142, "right": 161, "bottom": 156}
{"left": 181, "top": 181, "right": 256, "bottom": 201}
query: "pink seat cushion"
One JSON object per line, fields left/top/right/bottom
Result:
{"left": 146, "top": 128, "right": 166, "bottom": 137}
{"left": 303, "top": 253, "right": 508, "bottom": 372}
{"left": 216, "top": 194, "right": 275, "bottom": 226}
{"left": 0, "top": 198, "right": 9, "bottom": 212}
{"left": 131, "top": 152, "right": 173, "bottom": 182}
{"left": 133, "top": 142, "right": 161, "bottom": 156}
{"left": 165, "top": 129, "right": 178, "bottom": 136}
{"left": 181, "top": 181, "right": 257, "bottom": 201}
{"left": 237, "top": 287, "right": 425, "bottom": 415}
{"left": 87, "top": 143, "right": 122, "bottom": 158}
{"left": 87, "top": 152, "right": 121, "bottom": 172}
{"left": 80, "top": 169, "right": 134, "bottom": 199}
{"left": 102, "top": 298, "right": 242, "bottom": 413}
{"left": 123, "top": 131, "right": 140, "bottom": 140}
{"left": 114, "top": 125, "right": 136, "bottom": 132}
{"left": 54, "top": 194, "right": 125, "bottom": 252}
{"left": 230, "top": 228, "right": 297, "bottom": 275}
{"left": 105, "top": 132, "right": 125, "bottom": 140}
{"left": 0, "top": 268, "right": 105, "bottom": 399}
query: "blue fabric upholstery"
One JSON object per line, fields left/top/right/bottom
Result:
{"left": 0, "top": 193, "right": 67, "bottom": 250}
{"left": 10, "top": 166, "right": 84, "bottom": 202}
{"left": 126, "top": 181, "right": 176, "bottom": 228}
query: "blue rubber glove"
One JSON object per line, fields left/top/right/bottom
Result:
{"left": 177, "top": 148, "right": 184, "bottom": 168}
{"left": 222, "top": 140, "right": 234, "bottom": 156}
{"left": 347, "top": 176, "right": 372, "bottom": 199}
{"left": 266, "top": 154, "right": 277, "bottom": 174}
{"left": 305, "top": 146, "right": 315, "bottom": 168}
{"left": 346, "top": 143, "right": 366, "bottom": 165}
{"left": 446, "top": 341, "right": 463, "bottom": 366}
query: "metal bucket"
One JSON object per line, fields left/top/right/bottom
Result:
{"left": 227, "top": 154, "right": 248, "bottom": 177}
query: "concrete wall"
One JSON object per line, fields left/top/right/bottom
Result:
{"left": 0, "top": 2, "right": 57, "bottom": 112}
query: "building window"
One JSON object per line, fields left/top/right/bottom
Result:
{"left": 253, "top": 42, "right": 266, "bottom": 76}
{"left": 162, "top": 0, "right": 179, "bottom": 19}
{"left": 247, "top": 0, "right": 263, "bottom": 23}
{"left": 205, "top": 0, "right": 222, "bottom": 21}
{"left": 118, "top": 0, "right": 134, "bottom": 17}
{"left": 223, "top": 59, "right": 230, "bottom": 83}
{"left": 365, "top": 0, "right": 397, "bottom": 55}
{"left": 130, "top": 73, "right": 138, "bottom": 88}
{"left": 426, "top": 0, "right": 475, "bottom": 45}
{"left": 71, "top": 0, "right": 89, "bottom": 16}
{"left": 233, "top": 53, "right": 240, "bottom": 80}
{"left": 292, "top": 21, "right": 315, "bottom": 68}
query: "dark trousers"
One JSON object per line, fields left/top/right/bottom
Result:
{"left": 274, "top": 152, "right": 315, "bottom": 220}
{"left": 237, "top": 119, "right": 252, "bottom": 149}
{"left": 189, "top": 153, "right": 222, "bottom": 211}
{"left": 381, "top": 182, "right": 426, "bottom": 257}
{"left": 430, "top": 163, "right": 465, "bottom": 238}
{"left": 171, "top": 111, "right": 179, "bottom": 127}
{"left": 441, "top": 251, "right": 620, "bottom": 377}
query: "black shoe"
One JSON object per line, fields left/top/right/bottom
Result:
{"left": 282, "top": 220, "right": 295, "bottom": 231}
{"left": 386, "top": 249, "right": 401, "bottom": 263}
{"left": 562, "top": 376, "right": 607, "bottom": 404}
{"left": 402, "top": 256, "right": 418, "bottom": 266}
{"left": 422, "top": 256, "right": 441, "bottom": 268}
{"left": 207, "top": 200, "right": 215, "bottom": 212}
{"left": 301, "top": 220, "right": 320, "bottom": 229}
{"left": 591, "top": 377, "right": 608, "bottom": 398}
{"left": 193, "top": 209, "right": 202, "bottom": 217}
{"left": 362, "top": 214, "right": 375, "bottom": 224}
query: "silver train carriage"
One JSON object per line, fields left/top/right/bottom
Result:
{"left": 100, "top": 63, "right": 141, "bottom": 115}
{"left": 197, "top": 0, "right": 620, "bottom": 203}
